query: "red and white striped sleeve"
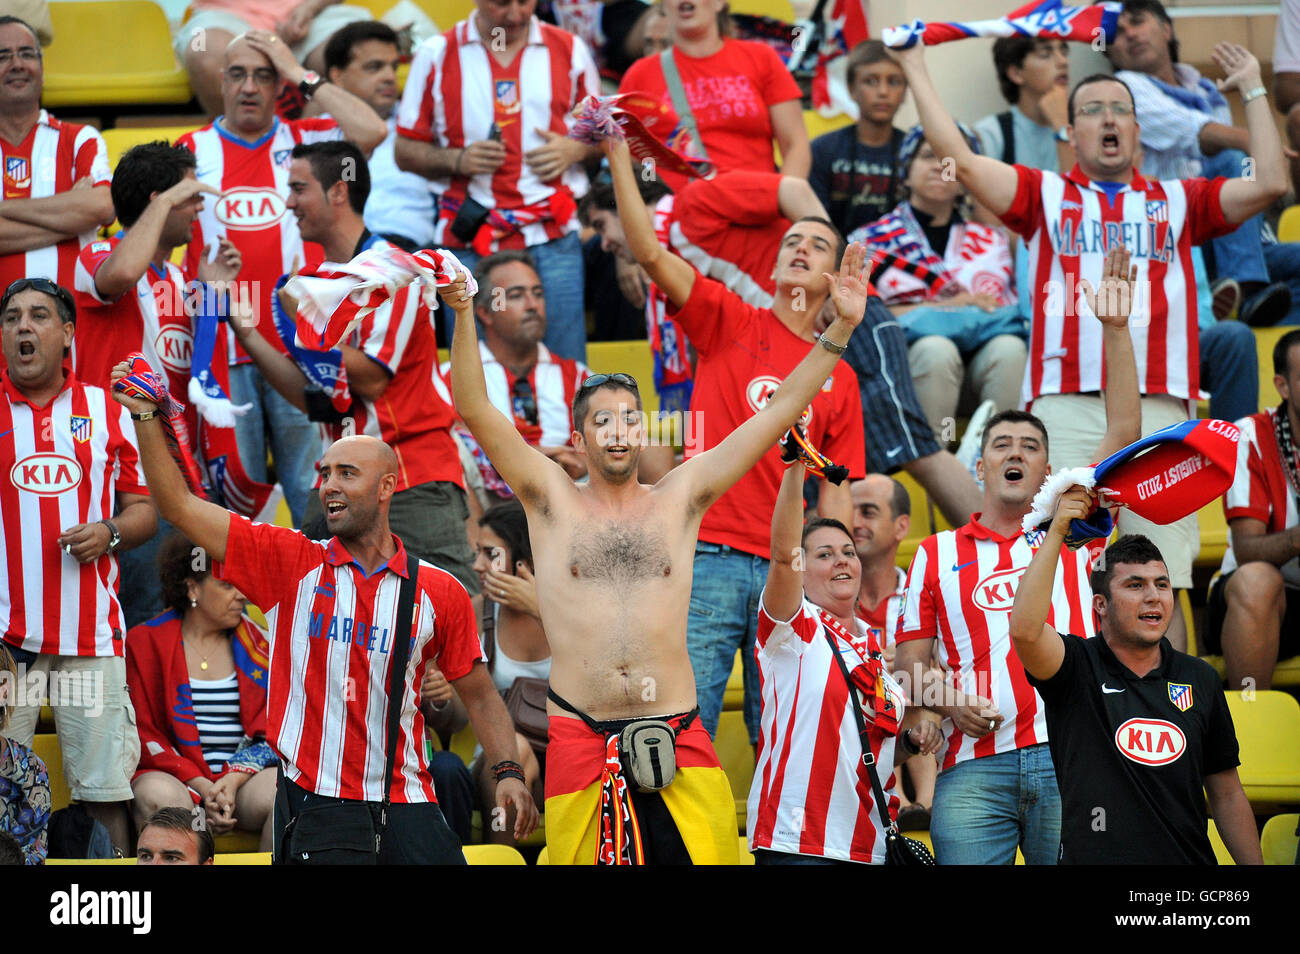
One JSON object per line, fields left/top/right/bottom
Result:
{"left": 111, "top": 403, "right": 148, "bottom": 496}
{"left": 1223, "top": 414, "right": 1270, "bottom": 523}
{"left": 757, "top": 593, "right": 820, "bottom": 653}
{"left": 74, "top": 125, "right": 111, "bottom": 186}
{"left": 396, "top": 34, "right": 448, "bottom": 143}
{"left": 896, "top": 538, "right": 938, "bottom": 642}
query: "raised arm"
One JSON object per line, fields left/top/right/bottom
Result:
{"left": 109, "top": 363, "right": 232, "bottom": 562}
{"left": 1008, "top": 486, "right": 1093, "bottom": 680}
{"left": 1213, "top": 42, "right": 1290, "bottom": 224}
{"left": 442, "top": 275, "right": 566, "bottom": 506}
{"left": 777, "top": 174, "right": 831, "bottom": 222}
{"left": 603, "top": 137, "right": 696, "bottom": 308}
{"left": 890, "top": 44, "right": 1021, "bottom": 217}
{"left": 763, "top": 462, "right": 809, "bottom": 622}
{"left": 92, "top": 179, "right": 219, "bottom": 300}
{"left": 1080, "top": 244, "right": 1142, "bottom": 462}
{"left": 669, "top": 244, "right": 867, "bottom": 511}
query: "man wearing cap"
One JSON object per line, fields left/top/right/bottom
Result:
{"left": 0, "top": 279, "right": 157, "bottom": 854}
{"left": 894, "top": 245, "right": 1141, "bottom": 865}
{"left": 1010, "top": 521, "right": 1261, "bottom": 864}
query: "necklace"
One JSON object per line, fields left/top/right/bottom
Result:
{"left": 1274, "top": 402, "right": 1300, "bottom": 502}
{"left": 183, "top": 634, "right": 213, "bottom": 672}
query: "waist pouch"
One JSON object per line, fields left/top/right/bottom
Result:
{"left": 284, "top": 800, "right": 381, "bottom": 865}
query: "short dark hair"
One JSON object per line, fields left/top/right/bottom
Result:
{"left": 1273, "top": 328, "right": 1300, "bottom": 376}
{"left": 111, "top": 141, "right": 197, "bottom": 228}
{"left": 789, "top": 215, "right": 847, "bottom": 264}
{"left": 158, "top": 532, "right": 211, "bottom": 618}
{"left": 845, "top": 39, "right": 902, "bottom": 88}
{"left": 141, "top": 806, "right": 214, "bottom": 864}
{"left": 980, "top": 409, "right": 1050, "bottom": 456}
{"left": 478, "top": 499, "right": 533, "bottom": 570}
{"left": 473, "top": 249, "right": 540, "bottom": 315}
{"left": 576, "top": 177, "right": 672, "bottom": 228}
{"left": 322, "top": 19, "right": 399, "bottom": 75}
{"left": 1091, "top": 533, "right": 1167, "bottom": 599}
{"left": 1068, "top": 73, "right": 1136, "bottom": 124}
{"left": 802, "top": 517, "right": 853, "bottom": 549}
{"left": 571, "top": 375, "right": 642, "bottom": 430}
{"left": 888, "top": 477, "right": 911, "bottom": 520}
{"left": 1116, "top": 0, "right": 1179, "bottom": 65}
{"left": 992, "top": 35, "right": 1040, "bottom": 104}
{"left": 291, "top": 140, "right": 370, "bottom": 214}
{"left": 0, "top": 16, "right": 39, "bottom": 46}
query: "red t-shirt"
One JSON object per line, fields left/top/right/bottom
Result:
{"left": 620, "top": 38, "right": 801, "bottom": 192}
{"left": 669, "top": 275, "right": 866, "bottom": 557}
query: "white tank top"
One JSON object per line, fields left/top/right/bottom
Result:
{"left": 489, "top": 604, "right": 551, "bottom": 691}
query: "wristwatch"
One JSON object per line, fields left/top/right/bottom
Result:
{"left": 818, "top": 333, "right": 847, "bottom": 355}
{"left": 298, "top": 70, "right": 326, "bottom": 100}
{"left": 130, "top": 409, "right": 158, "bottom": 422}
{"left": 101, "top": 520, "right": 121, "bottom": 552}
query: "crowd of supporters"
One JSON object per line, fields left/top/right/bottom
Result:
{"left": 0, "top": 0, "right": 1298, "bottom": 866}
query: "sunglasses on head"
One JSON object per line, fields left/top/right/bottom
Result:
{"left": 1, "top": 278, "right": 76, "bottom": 323}
{"left": 579, "top": 372, "right": 638, "bottom": 392}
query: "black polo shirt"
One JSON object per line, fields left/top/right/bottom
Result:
{"left": 1028, "top": 634, "right": 1239, "bottom": 864}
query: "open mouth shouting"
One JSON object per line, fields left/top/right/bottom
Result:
{"left": 1100, "top": 131, "right": 1121, "bottom": 156}
{"left": 325, "top": 497, "right": 348, "bottom": 519}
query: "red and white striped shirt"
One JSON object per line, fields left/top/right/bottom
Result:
{"left": 0, "top": 110, "right": 111, "bottom": 294}
{"left": 321, "top": 261, "right": 463, "bottom": 493}
{"left": 855, "top": 566, "right": 907, "bottom": 656}
{"left": 1221, "top": 408, "right": 1300, "bottom": 587}
{"left": 176, "top": 118, "right": 341, "bottom": 363}
{"left": 1000, "top": 165, "right": 1232, "bottom": 404}
{"left": 72, "top": 236, "right": 194, "bottom": 393}
{"left": 749, "top": 595, "right": 904, "bottom": 864}
{"left": 438, "top": 340, "right": 589, "bottom": 447}
{"left": 897, "top": 516, "right": 1095, "bottom": 770}
{"left": 215, "top": 516, "right": 484, "bottom": 802}
{"left": 0, "top": 369, "right": 147, "bottom": 657}
{"left": 396, "top": 14, "right": 598, "bottom": 251}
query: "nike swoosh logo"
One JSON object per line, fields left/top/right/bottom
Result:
{"left": 952, "top": 559, "right": 977, "bottom": 572}
{"left": 1101, "top": 684, "right": 1125, "bottom": 694}
{"left": 885, "top": 446, "right": 902, "bottom": 458}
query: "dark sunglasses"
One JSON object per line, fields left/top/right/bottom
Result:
{"left": 1, "top": 278, "right": 76, "bottom": 324}
{"left": 511, "top": 376, "right": 539, "bottom": 426}
{"left": 579, "top": 372, "right": 638, "bottom": 392}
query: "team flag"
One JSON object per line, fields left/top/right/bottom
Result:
{"left": 883, "top": 0, "right": 1122, "bottom": 50}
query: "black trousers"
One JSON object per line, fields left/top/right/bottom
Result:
{"left": 274, "top": 774, "right": 466, "bottom": 865}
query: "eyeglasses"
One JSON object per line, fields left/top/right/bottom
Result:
{"left": 1076, "top": 102, "right": 1134, "bottom": 118}
{"left": 223, "top": 67, "right": 278, "bottom": 86}
{"left": 511, "top": 377, "right": 538, "bottom": 426}
{"left": 579, "top": 372, "right": 639, "bottom": 392}
{"left": 0, "top": 47, "right": 41, "bottom": 66}
{"left": 1, "top": 278, "right": 76, "bottom": 324}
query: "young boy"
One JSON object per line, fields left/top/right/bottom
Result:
{"left": 809, "top": 40, "right": 907, "bottom": 237}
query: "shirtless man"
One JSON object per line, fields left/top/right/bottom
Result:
{"left": 443, "top": 146, "right": 870, "bottom": 864}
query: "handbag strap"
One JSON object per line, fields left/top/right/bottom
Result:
{"left": 822, "top": 627, "right": 897, "bottom": 837}
{"left": 659, "top": 48, "right": 710, "bottom": 163}
{"left": 382, "top": 551, "right": 419, "bottom": 811}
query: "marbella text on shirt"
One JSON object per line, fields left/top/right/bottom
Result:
{"left": 1048, "top": 215, "right": 1176, "bottom": 263}
{"left": 304, "top": 610, "right": 417, "bottom": 656}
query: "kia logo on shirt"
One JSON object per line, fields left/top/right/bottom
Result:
{"left": 1114, "top": 717, "right": 1186, "bottom": 766}
{"left": 214, "top": 188, "right": 287, "bottom": 230}
{"left": 155, "top": 327, "right": 193, "bottom": 373}
{"left": 11, "top": 454, "right": 83, "bottom": 495}
{"left": 745, "top": 375, "right": 813, "bottom": 427}
{"left": 972, "top": 566, "right": 1027, "bottom": 612}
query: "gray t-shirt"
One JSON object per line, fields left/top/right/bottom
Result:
{"left": 973, "top": 105, "right": 1061, "bottom": 173}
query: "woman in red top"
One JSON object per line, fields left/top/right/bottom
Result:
{"left": 126, "top": 534, "right": 278, "bottom": 851}
{"left": 619, "top": 0, "right": 810, "bottom": 189}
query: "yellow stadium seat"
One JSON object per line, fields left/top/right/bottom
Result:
{"left": 1277, "top": 206, "right": 1300, "bottom": 244}
{"left": 213, "top": 851, "right": 272, "bottom": 864}
{"left": 586, "top": 339, "right": 659, "bottom": 413}
{"left": 463, "top": 843, "right": 527, "bottom": 864}
{"left": 722, "top": 650, "right": 744, "bottom": 710}
{"left": 47, "top": 857, "right": 134, "bottom": 864}
{"left": 804, "top": 109, "right": 854, "bottom": 142}
{"left": 213, "top": 831, "right": 260, "bottom": 853}
{"left": 715, "top": 709, "right": 754, "bottom": 833}
{"left": 1255, "top": 326, "right": 1290, "bottom": 409}
{"left": 893, "top": 470, "right": 932, "bottom": 569}
{"left": 1196, "top": 502, "right": 1228, "bottom": 570}
{"left": 738, "top": 834, "right": 755, "bottom": 864}
{"left": 43, "top": 2, "right": 192, "bottom": 108}
{"left": 32, "top": 734, "right": 72, "bottom": 810}
{"left": 536, "top": 845, "right": 550, "bottom": 864}
{"left": 1179, "top": 589, "right": 1198, "bottom": 658}
{"left": 1260, "top": 812, "right": 1299, "bottom": 865}
{"left": 102, "top": 126, "right": 200, "bottom": 170}
{"left": 1224, "top": 690, "right": 1300, "bottom": 805}
{"left": 1207, "top": 818, "right": 1236, "bottom": 864}
{"left": 728, "top": 0, "right": 795, "bottom": 21}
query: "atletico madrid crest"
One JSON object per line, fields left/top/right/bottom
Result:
{"left": 1167, "top": 682, "right": 1193, "bottom": 712}
{"left": 69, "top": 415, "right": 93, "bottom": 444}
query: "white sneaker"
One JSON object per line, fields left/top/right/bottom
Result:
{"left": 956, "top": 400, "right": 997, "bottom": 480}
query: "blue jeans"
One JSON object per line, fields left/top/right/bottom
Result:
{"left": 444, "top": 231, "right": 588, "bottom": 362}
{"left": 754, "top": 849, "right": 855, "bottom": 865}
{"left": 116, "top": 515, "right": 174, "bottom": 630}
{"left": 930, "top": 743, "right": 1061, "bottom": 865}
{"left": 1200, "top": 320, "right": 1259, "bottom": 422}
{"left": 685, "top": 543, "right": 765, "bottom": 742}
{"left": 1203, "top": 149, "right": 1270, "bottom": 286}
{"left": 227, "top": 362, "right": 321, "bottom": 527}
{"left": 1263, "top": 241, "right": 1300, "bottom": 325}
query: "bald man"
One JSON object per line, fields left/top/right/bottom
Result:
{"left": 110, "top": 364, "right": 536, "bottom": 864}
